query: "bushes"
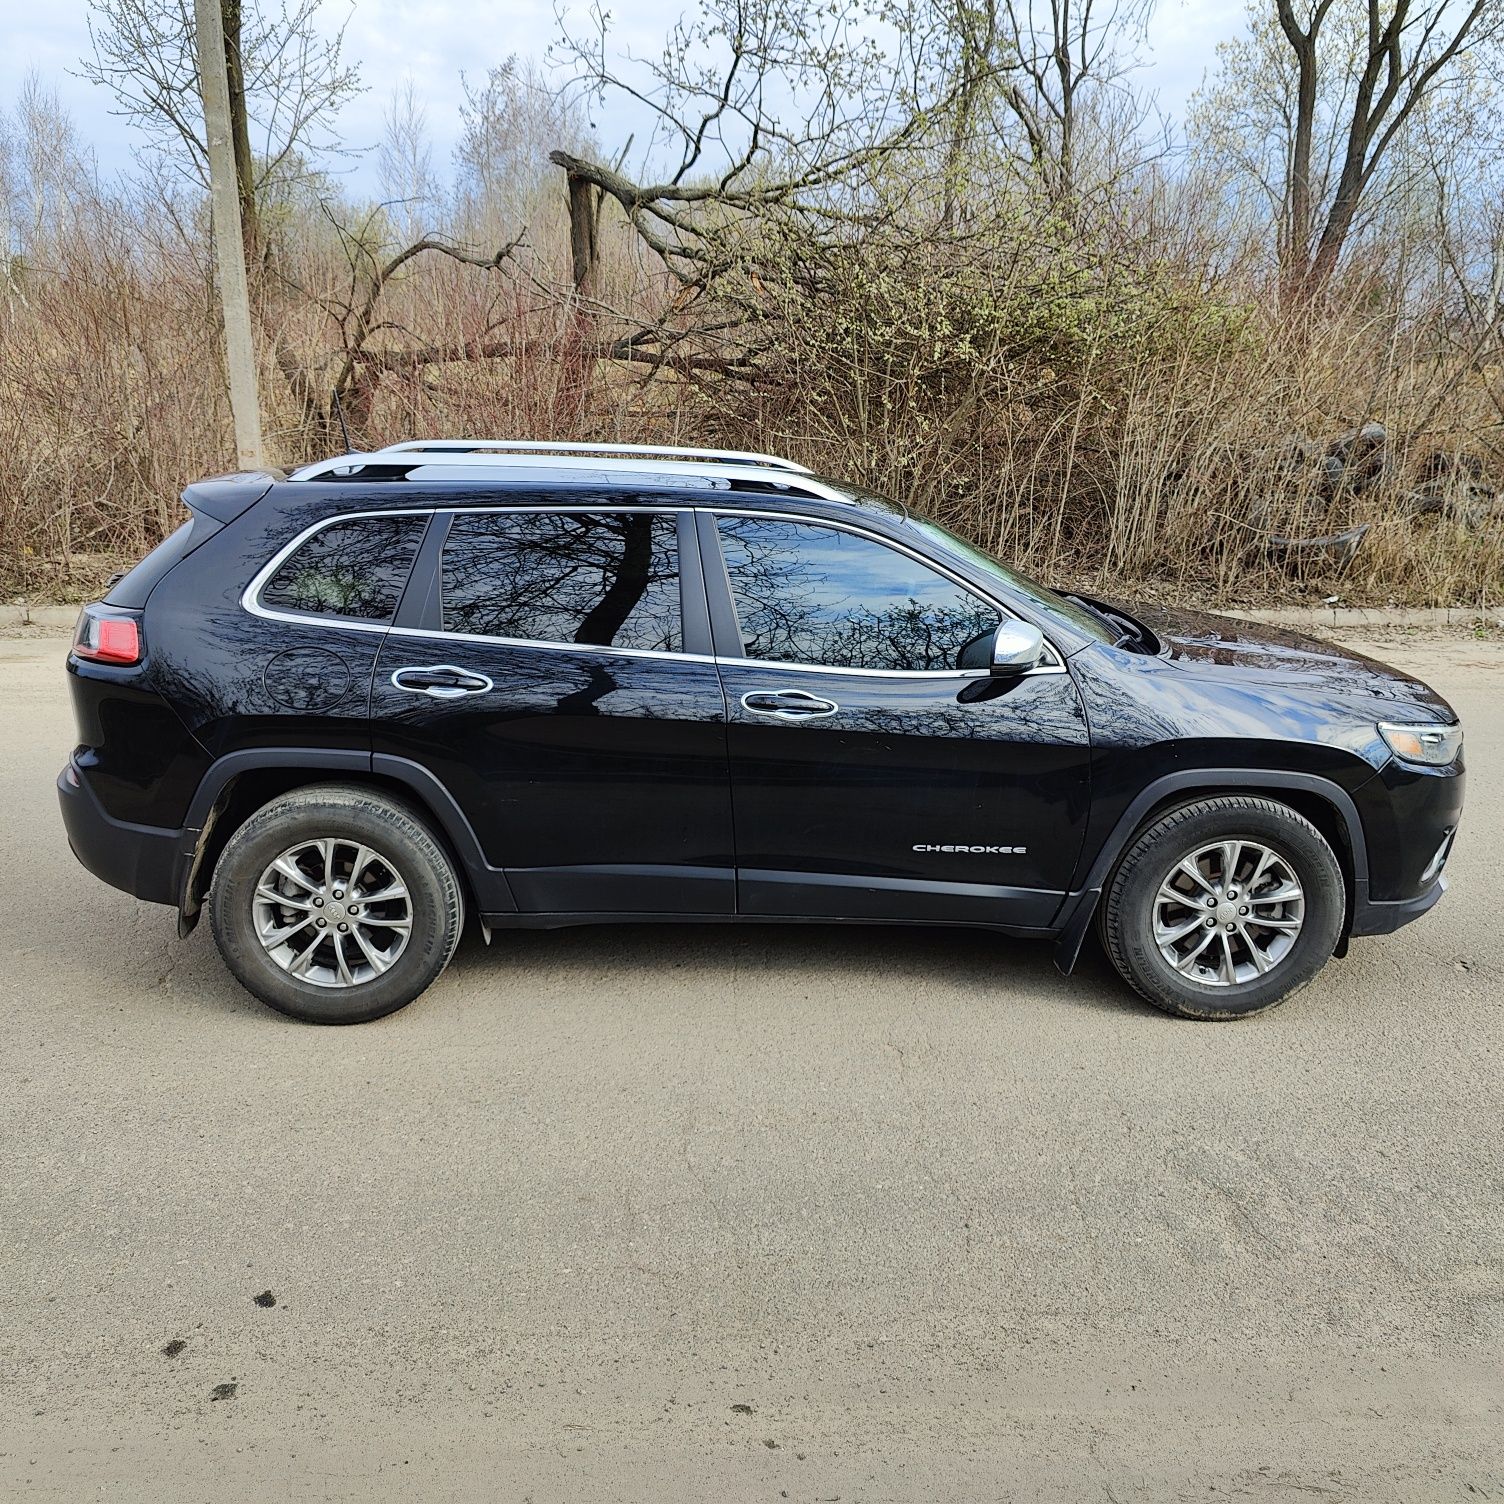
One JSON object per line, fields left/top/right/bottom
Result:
{"left": 2, "top": 186, "right": 1501, "bottom": 607}
{"left": 0, "top": 231, "right": 227, "bottom": 598}
{"left": 700, "top": 230, "right": 1500, "bottom": 604}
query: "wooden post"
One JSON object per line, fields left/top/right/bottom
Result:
{"left": 565, "top": 172, "right": 598, "bottom": 295}
{"left": 194, "top": 0, "right": 266, "bottom": 470}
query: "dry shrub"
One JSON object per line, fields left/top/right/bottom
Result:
{"left": 4, "top": 180, "right": 1503, "bottom": 609}
{"left": 682, "top": 231, "right": 1504, "bottom": 606}
{"left": 0, "top": 223, "right": 226, "bottom": 597}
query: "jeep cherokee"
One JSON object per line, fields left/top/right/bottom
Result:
{"left": 58, "top": 440, "right": 1465, "bottom": 1023}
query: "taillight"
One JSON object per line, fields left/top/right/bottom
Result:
{"left": 72, "top": 606, "right": 143, "bottom": 666}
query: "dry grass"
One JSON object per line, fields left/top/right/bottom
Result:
{"left": 3, "top": 191, "right": 1502, "bottom": 609}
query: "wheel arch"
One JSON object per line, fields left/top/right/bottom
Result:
{"left": 1053, "top": 769, "right": 1368, "bottom": 974}
{"left": 176, "top": 750, "right": 515, "bottom": 931}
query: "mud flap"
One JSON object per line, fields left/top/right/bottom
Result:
{"left": 1052, "top": 888, "right": 1102, "bottom": 975}
{"left": 174, "top": 817, "right": 213, "bottom": 938}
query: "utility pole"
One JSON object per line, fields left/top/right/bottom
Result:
{"left": 194, "top": 0, "right": 267, "bottom": 470}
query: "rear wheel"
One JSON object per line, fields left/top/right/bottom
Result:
{"left": 1099, "top": 797, "right": 1344, "bottom": 1020}
{"left": 209, "top": 785, "right": 463, "bottom": 1023}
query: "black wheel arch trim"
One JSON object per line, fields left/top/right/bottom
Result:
{"left": 174, "top": 756, "right": 1385, "bottom": 967}
{"left": 1051, "top": 768, "right": 1371, "bottom": 975}
{"left": 175, "top": 747, "right": 518, "bottom": 926}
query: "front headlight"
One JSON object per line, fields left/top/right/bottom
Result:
{"left": 1378, "top": 721, "right": 1463, "bottom": 767}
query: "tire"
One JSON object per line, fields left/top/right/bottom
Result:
{"left": 1099, "top": 796, "right": 1344, "bottom": 1021}
{"left": 208, "top": 784, "right": 464, "bottom": 1024}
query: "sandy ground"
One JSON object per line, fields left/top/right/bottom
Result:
{"left": 0, "top": 627, "right": 1500, "bottom": 1502}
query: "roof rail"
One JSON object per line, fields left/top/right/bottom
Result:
{"left": 286, "top": 449, "right": 853, "bottom": 499}
{"left": 374, "top": 439, "right": 811, "bottom": 472}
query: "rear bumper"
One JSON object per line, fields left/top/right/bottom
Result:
{"left": 58, "top": 760, "right": 185, "bottom": 907}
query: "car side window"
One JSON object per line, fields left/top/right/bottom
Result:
{"left": 261, "top": 515, "right": 427, "bottom": 622}
{"left": 441, "top": 510, "right": 682, "bottom": 652}
{"left": 716, "top": 516, "right": 1003, "bottom": 672}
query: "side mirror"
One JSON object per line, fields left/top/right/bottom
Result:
{"left": 989, "top": 620, "right": 1046, "bottom": 676}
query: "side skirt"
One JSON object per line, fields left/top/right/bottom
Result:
{"left": 480, "top": 910, "right": 1057, "bottom": 938}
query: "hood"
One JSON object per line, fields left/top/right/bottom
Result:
{"left": 1103, "top": 598, "right": 1456, "bottom": 721}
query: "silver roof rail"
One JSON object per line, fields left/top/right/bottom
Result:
{"left": 373, "top": 439, "right": 811, "bottom": 472}
{"left": 286, "top": 449, "right": 854, "bottom": 500}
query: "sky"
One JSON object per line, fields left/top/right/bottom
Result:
{"left": 1, "top": 0, "right": 1250, "bottom": 193}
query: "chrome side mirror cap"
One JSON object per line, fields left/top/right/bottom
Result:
{"left": 990, "top": 620, "right": 1046, "bottom": 676}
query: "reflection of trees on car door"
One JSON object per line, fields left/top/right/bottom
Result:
{"left": 715, "top": 515, "right": 1002, "bottom": 671}
{"left": 368, "top": 504, "right": 733, "bottom": 914}
{"left": 440, "top": 510, "right": 677, "bottom": 650}
{"left": 705, "top": 511, "right": 1093, "bottom": 921}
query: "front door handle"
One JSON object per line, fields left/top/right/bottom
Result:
{"left": 390, "top": 665, "right": 494, "bottom": 699}
{"left": 741, "top": 689, "right": 839, "bottom": 720}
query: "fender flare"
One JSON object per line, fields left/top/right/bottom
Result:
{"left": 1051, "top": 768, "right": 1370, "bottom": 974}
{"left": 175, "top": 747, "right": 515, "bottom": 929}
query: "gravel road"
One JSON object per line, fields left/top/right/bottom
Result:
{"left": 1, "top": 628, "right": 1500, "bottom": 1502}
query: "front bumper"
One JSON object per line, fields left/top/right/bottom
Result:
{"left": 58, "top": 759, "right": 185, "bottom": 907}
{"left": 1349, "top": 873, "right": 1448, "bottom": 936}
{"left": 1355, "top": 755, "right": 1464, "bottom": 901}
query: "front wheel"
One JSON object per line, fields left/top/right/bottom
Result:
{"left": 1099, "top": 797, "right": 1345, "bottom": 1020}
{"left": 209, "top": 784, "right": 464, "bottom": 1024}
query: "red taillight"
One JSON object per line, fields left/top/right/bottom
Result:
{"left": 73, "top": 610, "right": 142, "bottom": 666}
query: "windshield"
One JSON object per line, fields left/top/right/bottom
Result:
{"left": 903, "top": 517, "right": 1118, "bottom": 644}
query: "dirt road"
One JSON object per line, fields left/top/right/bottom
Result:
{"left": 2, "top": 628, "right": 1500, "bottom": 1501}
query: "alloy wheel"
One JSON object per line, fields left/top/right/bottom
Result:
{"left": 252, "top": 838, "right": 413, "bottom": 988}
{"left": 1152, "top": 839, "right": 1305, "bottom": 987}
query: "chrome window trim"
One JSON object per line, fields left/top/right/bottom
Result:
{"left": 383, "top": 622, "right": 716, "bottom": 664}
{"left": 703, "top": 507, "right": 1067, "bottom": 677}
{"left": 241, "top": 502, "right": 1068, "bottom": 680}
{"left": 241, "top": 505, "right": 684, "bottom": 633}
{"left": 711, "top": 654, "right": 999, "bottom": 681}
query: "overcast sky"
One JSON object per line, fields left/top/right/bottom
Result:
{"left": 4, "top": 0, "right": 1249, "bottom": 192}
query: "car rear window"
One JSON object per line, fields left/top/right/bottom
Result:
{"left": 260, "top": 516, "right": 427, "bottom": 623}
{"left": 440, "top": 510, "right": 681, "bottom": 652}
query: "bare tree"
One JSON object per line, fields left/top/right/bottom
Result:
{"left": 378, "top": 78, "right": 441, "bottom": 245}
{"left": 994, "top": 0, "right": 1154, "bottom": 206}
{"left": 1198, "top": 0, "right": 1502, "bottom": 301}
{"left": 81, "top": 0, "right": 361, "bottom": 258}
{"left": 547, "top": 0, "right": 983, "bottom": 298}
{"left": 1389, "top": 68, "right": 1504, "bottom": 362}
{"left": 271, "top": 215, "right": 526, "bottom": 441}
{"left": 0, "top": 75, "right": 91, "bottom": 269}
{"left": 909, "top": 0, "right": 1156, "bottom": 226}
{"left": 454, "top": 57, "right": 588, "bottom": 244}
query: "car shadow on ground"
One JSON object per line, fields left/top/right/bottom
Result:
{"left": 83, "top": 891, "right": 1151, "bottom": 1026}
{"left": 433, "top": 915, "right": 1150, "bottom": 1022}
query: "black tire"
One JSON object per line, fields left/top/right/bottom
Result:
{"left": 1099, "top": 796, "right": 1344, "bottom": 1021}
{"left": 208, "top": 784, "right": 464, "bottom": 1024}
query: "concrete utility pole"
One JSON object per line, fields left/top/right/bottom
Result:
{"left": 194, "top": 0, "right": 267, "bottom": 470}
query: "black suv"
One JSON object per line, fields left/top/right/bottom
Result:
{"left": 60, "top": 440, "right": 1464, "bottom": 1024}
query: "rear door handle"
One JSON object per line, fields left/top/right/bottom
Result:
{"left": 390, "top": 665, "right": 494, "bottom": 699}
{"left": 741, "top": 689, "right": 839, "bottom": 720}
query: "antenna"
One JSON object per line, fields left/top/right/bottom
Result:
{"left": 330, "top": 388, "right": 353, "bottom": 453}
